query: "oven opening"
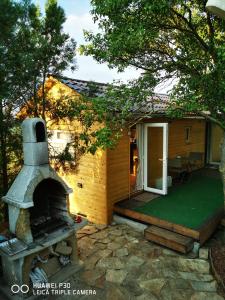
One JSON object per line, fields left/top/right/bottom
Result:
{"left": 30, "top": 179, "right": 69, "bottom": 238}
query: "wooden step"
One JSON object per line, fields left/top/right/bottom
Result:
{"left": 144, "top": 226, "right": 194, "bottom": 254}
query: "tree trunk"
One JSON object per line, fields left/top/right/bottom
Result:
{"left": 0, "top": 134, "right": 8, "bottom": 194}
{"left": 41, "top": 72, "right": 46, "bottom": 121}
{"left": 0, "top": 101, "right": 8, "bottom": 194}
{"left": 33, "top": 76, "right": 39, "bottom": 117}
{"left": 219, "top": 131, "right": 225, "bottom": 205}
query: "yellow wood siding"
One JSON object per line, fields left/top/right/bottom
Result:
{"left": 210, "top": 123, "right": 223, "bottom": 162}
{"left": 106, "top": 131, "right": 130, "bottom": 221}
{"left": 168, "top": 119, "right": 206, "bottom": 161}
{"left": 45, "top": 78, "right": 109, "bottom": 224}
{"left": 61, "top": 150, "right": 108, "bottom": 224}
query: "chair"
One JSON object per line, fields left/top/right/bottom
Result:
{"left": 168, "top": 157, "right": 188, "bottom": 183}
{"left": 187, "top": 152, "right": 204, "bottom": 172}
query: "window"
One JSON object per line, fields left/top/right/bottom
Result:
{"left": 185, "top": 127, "right": 191, "bottom": 143}
{"left": 56, "top": 131, "right": 71, "bottom": 141}
{"left": 48, "top": 130, "right": 73, "bottom": 154}
{"left": 57, "top": 132, "right": 62, "bottom": 139}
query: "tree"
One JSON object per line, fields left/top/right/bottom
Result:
{"left": 0, "top": 0, "right": 77, "bottom": 219}
{"left": 23, "top": 0, "right": 77, "bottom": 120}
{"left": 82, "top": 0, "right": 225, "bottom": 195}
{"left": 0, "top": 0, "right": 28, "bottom": 196}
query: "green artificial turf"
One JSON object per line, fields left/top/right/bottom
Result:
{"left": 134, "top": 175, "right": 224, "bottom": 230}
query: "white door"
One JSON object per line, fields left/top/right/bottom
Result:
{"left": 144, "top": 123, "right": 168, "bottom": 195}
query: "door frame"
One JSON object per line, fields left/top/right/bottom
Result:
{"left": 143, "top": 123, "right": 168, "bottom": 195}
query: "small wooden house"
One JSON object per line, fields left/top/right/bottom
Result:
{"left": 38, "top": 76, "right": 223, "bottom": 231}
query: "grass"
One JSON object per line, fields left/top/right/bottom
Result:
{"left": 134, "top": 174, "right": 224, "bottom": 230}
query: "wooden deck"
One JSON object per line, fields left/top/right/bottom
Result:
{"left": 114, "top": 204, "right": 224, "bottom": 245}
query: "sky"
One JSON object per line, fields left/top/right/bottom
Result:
{"left": 36, "top": 0, "right": 171, "bottom": 93}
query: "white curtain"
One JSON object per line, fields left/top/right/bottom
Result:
{"left": 136, "top": 123, "right": 144, "bottom": 190}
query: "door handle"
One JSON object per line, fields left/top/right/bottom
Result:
{"left": 158, "top": 158, "right": 163, "bottom": 161}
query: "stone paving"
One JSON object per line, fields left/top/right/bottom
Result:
{"left": 56, "top": 223, "right": 224, "bottom": 300}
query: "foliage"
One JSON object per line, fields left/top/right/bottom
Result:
{"left": 0, "top": 0, "right": 77, "bottom": 200}
{"left": 23, "top": 74, "right": 156, "bottom": 172}
{"left": 0, "top": 0, "right": 28, "bottom": 196}
{"left": 22, "top": 0, "right": 77, "bottom": 120}
{"left": 82, "top": 0, "right": 225, "bottom": 130}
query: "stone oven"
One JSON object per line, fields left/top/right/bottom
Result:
{"left": 0, "top": 118, "right": 84, "bottom": 297}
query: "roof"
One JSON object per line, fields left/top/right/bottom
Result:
{"left": 56, "top": 76, "right": 108, "bottom": 97}
{"left": 53, "top": 75, "right": 170, "bottom": 114}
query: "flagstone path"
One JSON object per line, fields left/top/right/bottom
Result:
{"left": 57, "top": 223, "right": 225, "bottom": 300}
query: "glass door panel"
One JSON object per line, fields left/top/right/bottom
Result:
{"left": 144, "top": 123, "right": 168, "bottom": 195}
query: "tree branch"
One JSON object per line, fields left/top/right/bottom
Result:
{"left": 171, "top": 7, "right": 210, "bottom": 53}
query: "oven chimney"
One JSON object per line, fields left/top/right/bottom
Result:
{"left": 22, "top": 118, "right": 49, "bottom": 166}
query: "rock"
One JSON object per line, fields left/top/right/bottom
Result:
{"left": 123, "top": 278, "right": 143, "bottom": 296}
{"left": 78, "top": 236, "right": 96, "bottom": 248}
{"left": 106, "top": 285, "right": 133, "bottom": 300}
{"left": 82, "top": 268, "right": 105, "bottom": 286}
{"left": 108, "top": 242, "right": 121, "bottom": 251}
{"left": 148, "top": 257, "right": 210, "bottom": 274}
{"left": 100, "top": 238, "right": 111, "bottom": 244}
{"left": 84, "top": 249, "right": 112, "bottom": 270}
{"left": 168, "top": 278, "right": 192, "bottom": 290}
{"left": 138, "top": 269, "right": 164, "bottom": 281}
{"left": 78, "top": 237, "right": 97, "bottom": 258}
{"left": 78, "top": 225, "right": 98, "bottom": 235}
{"left": 55, "top": 241, "right": 72, "bottom": 255}
{"left": 191, "top": 292, "right": 224, "bottom": 300}
{"left": 115, "top": 248, "right": 129, "bottom": 257}
{"left": 125, "top": 230, "right": 141, "bottom": 238}
{"left": 76, "top": 233, "right": 86, "bottom": 239}
{"left": 94, "top": 242, "right": 107, "bottom": 250}
{"left": 199, "top": 248, "right": 209, "bottom": 260}
{"left": 160, "top": 285, "right": 193, "bottom": 300}
{"left": 90, "top": 231, "right": 108, "bottom": 240}
{"left": 161, "top": 269, "right": 178, "bottom": 279}
{"left": 136, "top": 293, "right": 158, "bottom": 300}
{"left": 139, "top": 278, "right": 166, "bottom": 296}
{"left": 117, "top": 224, "right": 130, "bottom": 230}
{"left": 190, "top": 280, "right": 217, "bottom": 292}
{"left": 114, "top": 236, "right": 128, "bottom": 245}
{"left": 95, "top": 224, "right": 108, "bottom": 230}
{"left": 177, "top": 258, "right": 210, "bottom": 274}
{"left": 178, "top": 271, "right": 214, "bottom": 282}
{"left": 96, "top": 257, "right": 125, "bottom": 270}
{"left": 162, "top": 248, "right": 178, "bottom": 257}
{"left": 95, "top": 274, "right": 106, "bottom": 289}
{"left": 126, "top": 255, "right": 145, "bottom": 269}
{"left": 110, "top": 229, "right": 123, "bottom": 236}
{"left": 106, "top": 269, "right": 128, "bottom": 284}
{"left": 84, "top": 254, "right": 101, "bottom": 270}
{"left": 125, "top": 235, "right": 139, "bottom": 242}
{"left": 124, "top": 234, "right": 135, "bottom": 241}
{"left": 98, "top": 249, "right": 113, "bottom": 258}
{"left": 147, "top": 248, "right": 163, "bottom": 258}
